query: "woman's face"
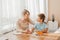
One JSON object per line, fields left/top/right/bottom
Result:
{"left": 24, "top": 13, "right": 30, "bottom": 19}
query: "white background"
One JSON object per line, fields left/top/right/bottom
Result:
{"left": 0, "top": 0, "right": 48, "bottom": 26}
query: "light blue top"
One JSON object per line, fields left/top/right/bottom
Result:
{"left": 35, "top": 22, "right": 47, "bottom": 31}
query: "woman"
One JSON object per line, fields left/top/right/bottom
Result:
{"left": 17, "top": 9, "right": 34, "bottom": 34}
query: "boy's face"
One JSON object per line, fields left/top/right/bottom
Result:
{"left": 37, "top": 16, "right": 42, "bottom": 22}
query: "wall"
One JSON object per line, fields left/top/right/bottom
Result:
{"left": 48, "top": 0, "right": 60, "bottom": 26}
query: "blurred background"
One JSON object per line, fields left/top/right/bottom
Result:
{"left": 0, "top": 0, "right": 48, "bottom": 27}
{"left": 0, "top": 0, "right": 60, "bottom": 40}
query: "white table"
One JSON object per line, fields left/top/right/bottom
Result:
{"left": 54, "top": 28, "right": 60, "bottom": 33}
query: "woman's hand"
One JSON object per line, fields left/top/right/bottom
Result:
{"left": 26, "top": 29, "right": 32, "bottom": 34}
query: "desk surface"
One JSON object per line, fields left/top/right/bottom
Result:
{"left": 15, "top": 33, "right": 60, "bottom": 40}
{"left": 55, "top": 28, "right": 60, "bottom": 33}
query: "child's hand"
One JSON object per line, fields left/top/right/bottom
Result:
{"left": 36, "top": 31, "right": 43, "bottom": 36}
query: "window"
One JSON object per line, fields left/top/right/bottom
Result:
{"left": 25, "top": 0, "right": 48, "bottom": 22}
{"left": 0, "top": 0, "right": 48, "bottom": 26}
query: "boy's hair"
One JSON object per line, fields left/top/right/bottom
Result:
{"left": 38, "top": 14, "right": 45, "bottom": 22}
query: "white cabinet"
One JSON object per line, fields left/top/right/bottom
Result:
{"left": 48, "top": 21, "right": 58, "bottom": 32}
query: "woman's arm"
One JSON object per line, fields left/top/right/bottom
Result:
{"left": 17, "top": 19, "right": 23, "bottom": 29}
{"left": 29, "top": 19, "right": 35, "bottom": 25}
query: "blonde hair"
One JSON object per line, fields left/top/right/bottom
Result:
{"left": 23, "top": 9, "right": 30, "bottom": 15}
{"left": 23, "top": 9, "right": 30, "bottom": 22}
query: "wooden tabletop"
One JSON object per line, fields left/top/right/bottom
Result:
{"left": 15, "top": 33, "right": 60, "bottom": 40}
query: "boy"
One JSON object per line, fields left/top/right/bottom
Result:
{"left": 32, "top": 14, "right": 48, "bottom": 33}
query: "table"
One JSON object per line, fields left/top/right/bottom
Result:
{"left": 55, "top": 28, "right": 60, "bottom": 33}
{"left": 15, "top": 33, "right": 60, "bottom": 40}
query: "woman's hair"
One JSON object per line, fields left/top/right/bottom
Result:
{"left": 23, "top": 9, "right": 30, "bottom": 15}
{"left": 38, "top": 14, "right": 45, "bottom": 22}
{"left": 23, "top": 9, "right": 30, "bottom": 22}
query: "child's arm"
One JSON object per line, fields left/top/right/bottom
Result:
{"left": 42, "top": 24, "right": 48, "bottom": 33}
{"left": 42, "top": 28, "right": 48, "bottom": 33}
